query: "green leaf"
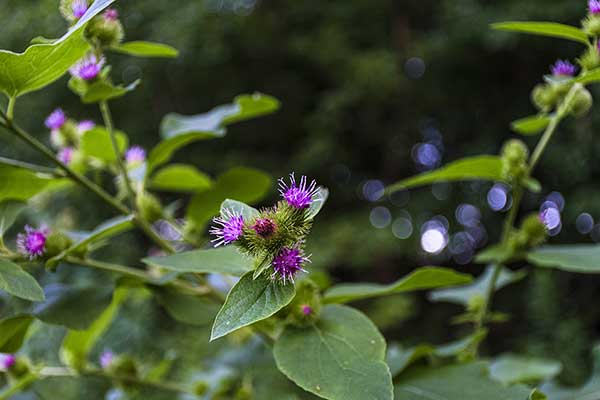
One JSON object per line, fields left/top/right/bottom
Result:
{"left": 511, "top": 115, "right": 551, "bottom": 135}
{"left": 154, "top": 287, "right": 220, "bottom": 326}
{"left": 187, "top": 167, "right": 271, "bottom": 227}
{"left": 112, "top": 41, "right": 179, "bottom": 58}
{"left": 0, "top": 0, "right": 115, "bottom": 98}
{"left": 386, "top": 156, "right": 504, "bottom": 193}
{"left": 210, "top": 271, "right": 295, "bottom": 341}
{"left": 0, "top": 200, "right": 26, "bottom": 236}
{"left": 576, "top": 68, "right": 600, "bottom": 85}
{"left": 0, "top": 259, "right": 45, "bottom": 302}
{"left": 148, "top": 93, "right": 280, "bottom": 171}
{"left": 220, "top": 199, "right": 260, "bottom": 222}
{"left": 429, "top": 265, "right": 526, "bottom": 306}
{"left": 540, "top": 345, "right": 600, "bottom": 400}
{"left": 0, "top": 316, "right": 34, "bottom": 352}
{"left": 0, "top": 165, "right": 66, "bottom": 202}
{"left": 307, "top": 187, "right": 329, "bottom": 219}
{"left": 323, "top": 267, "right": 473, "bottom": 304}
{"left": 143, "top": 246, "right": 252, "bottom": 276}
{"left": 394, "top": 362, "right": 534, "bottom": 400}
{"left": 149, "top": 164, "right": 212, "bottom": 193}
{"left": 274, "top": 304, "right": 393, "bottom": 400}
{"left": 68, "top": 77, "right": 140, "bottom": 103}
{"left": 527, "top": 245, "right": 600, "bottom": 273}
{"left": 491, "top": 22, "right": 589, "bottom": 44}
{"left": 489, "top": 354, "right": 562, "bottom": 384}
{"left": 80, "top": 127, "right": 129, "bottom": 162}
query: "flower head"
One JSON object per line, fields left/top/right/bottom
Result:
{"left": 590, "top": 0, "right": 600, "bottom": 14}
{"left": 78, "top": 120, "right": 95, "bottom": 134}
{"left": 252, "top": 217, "right": 276, "bottom": 238}
{"left": 301, "top": 304, "right": 313, "bottom": 315}
{"left": 104, "top": 8, "right": 119, "bottom": 21}
{"left": 100, "top": 350, "right": 114, "bottom": 369}
{"left": 278, "top": 173, "right": 320, "bottom": 209}
{"left": 17, "top": 225, "right": 49, "bottom": 259}
{"left": 70, "top": 54, "right": 105, "bottom": 81}
{"left": 0, "top": 354, "right": 15, "bottom": 372}
{"left": 210, "top": 209, "right": 245, "bottom": 247}
{"left": 551, "top": 60, "right": 576, "bottom": 77}
{"left": 125, "top": 146, "right": 146, "bottom": 166}
{"left": 58, "top": 147, "right": 74, "bottom": 165}
{"left": 72, "top": 0, "right": 88, "bottom": 19}
{"left": 271, "top": 246, "right": 310, "bottom": 283}
{"left": 45, "top": 108, "right": 66, "bottom": 131}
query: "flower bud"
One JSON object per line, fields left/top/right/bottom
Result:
{"left": 583, "top": 14, "right": 600, "bottom": 36}
{"left": 569, "top": 85, "right": 593, "bottom": 118}
{"left": 501, "top": 139, "right": 530, "bottom": 183}
{"left": 59, "top": 0, "right": 89, "bottom": 23}
{"left": 522, "top": 213, "right": 548, "bottom": 247}
{"left": 531, "top": 84, "right": 557, "bottom": 112}
{"left": 579, "top": 43, "right": 600, "bottom": 71}
{"left": 285, "top": 279, "right": 321, "bottom": 326}
{"left": 85, "top": 13, "right": 124, "bottom": 48}
{"left": 44, "top": 231, "right": 73, "bottom": 258}
{"left": 136, "top": 192, "right": 163, "bottom": 223}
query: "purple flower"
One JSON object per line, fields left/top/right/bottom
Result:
{"left": 301, "top": 305, "right": 313, "bottom": 315}
{"left": 0, "top": 354, "right": 15, "bottom": 371}
{"left": 252, "top": 218, "right": 276, "bottom": 238}
{"left": 590, "top": 0, "right": 600, "bottom": 14}
{"left": 125, "top": 146, "right": 146, "bottom": 166}
{"left": 271, "top": 246, "right": 310, "bottom": 283}
{"left": 104, "top": 8, "right": 119, "bottom": 21}
{"left": 45, "top": 108, "right": 66, "bottom": 131}
{"left": 210, "top": 209, "right": 245, "bottom": 247}
{"left": 278, "top": 173, "right": 320, "bottom": 209}
{"left": 72, "top": 0, "right": 88, "bottom": 19}
{"left": 58, "top": 147, "right": 74, "bottom": 165}
{"left": 100, "top": 351, "right": 114, "bottom": 369}
{"left": 17, "top": 225, "right": 49, "bottom": 259}
{"left": 551, "top": 60, "right": 576, "bottom": 77}
{"left": 78, "top": 120, "right": 95, "bottom": 134}
{"left": 70, "top": 54, "right": 105, "bottom": 81}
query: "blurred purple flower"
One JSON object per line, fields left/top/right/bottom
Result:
{"left": 78, "top": 120, "right": 95, "bottom": 134}
{"left": 70, "top": 54, "right": 105, "bottom": 81}
{"left": 0, "top": 354, "right": 15, "bottom": 371}
{"left": 125, "top": 146, "right": 146, "bottom": 166}
{"left": 551, "top": 60, "right": 576, "bottom": 77}
{"left": 58, "top": 147, "right": 74, "bottom": 165}
{"left": 590, "top": 0, "right": 600, "bottom": 14}
{"left": 72, "top": 0, "right": 88, "bottom": 19}
{"left": 104, "top": 8, "right": 119, "bottom": 21}
{"left": 17, "top": 225, "right": 49, "bottom": 259}
{"left": 100, "top": 351, "right": 114, "bottom": 369}
{"left": 45, "top": 108, "right": 66, "bottom": 131}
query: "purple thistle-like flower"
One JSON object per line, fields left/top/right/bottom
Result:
{"left": 125, "top": 146, "right": 146, "bottom": 166}
{"left": 590, "top": 0, "right": 600, "bottom": 14}
{"left": 271, "top": 246, "right": 310, "bottom": 283}
{"left": 78, "top": 120, "right": 95, "bottom": 134}
{"left": 58, "top": 147, "right": 74, "bottom": 165}
{"left": 72, "top": 0, "right": 88, "bottom": 19}
{"left": 301, "top": 304, "right": 313, "bottom": 315}
{"left": 45, "top": 108, "right": 66, "bottom": 131}
{"left": 252, "top": 218, "right": 276, "bottom": 238}
{"left": 17, "top": 225, "right": 49, "bottom": 260}
{"left": 100, "top": 351, "right": 114, "bottom": 369}
{"left": 104, "top": 8, "right": 119, "bottom": 21}
{"left": 0, "top": 354, "right": 15, "bottom": 371}
{"left": 551, "top": 60, "right": 576, "bottom": 77}
{"left": 210, "top": 209, "right": 245, "bottom": 247}
{"left": 278, "top": 173, "right": 320, "bottom": 209}
{"left": 70, "top": 54, "right": 105, "bottom": 81}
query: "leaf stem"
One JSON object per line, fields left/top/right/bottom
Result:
{"left": 6, "top": 96, "right": 16, "bottom": 122}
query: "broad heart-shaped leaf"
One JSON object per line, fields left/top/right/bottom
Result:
{"left": 511, "top": 114, "right": 551, "bottom": 135}
{"left": 0, "top": 315, "right": 34, "bottom": 352}
{"left": 0, "top": 0, "right": 115, "bottom": 98}
{"left": 0, "top": 165, "right": 66, "bottom": 202}
{"left": 489, "top": 354, "right": 562, "bottom": 384}
{"left": 187, "top": 167, "right": 271, "bottom": 227}
{"left": 394, "top": 362, "right": 535, "bottom": 400}
{"left": 0, "top": 200, "right": 26, "bottom": 236}
{"left": 527, "top": 245, "right": 600, "bottom": 273}
{"left": 323, "top": 267, "right": 472, "bottom": 304}
{"left": 386, "top": 155, "right": 504, "bottom": 193}
{"left": 112, "top": 41, "right": 179, "bottom": 58}
{"left": 154, "top": 287, "right": 220, "bottom": 326}
{"left": 491, "top": 22, "right": 589, "bottom": 44}
{"left": 148, "top": 93, "right": 280, "bottom": 172}
{"left": 0, "top": 259, "right": 45, "bottom": 302}
{"left": 143, "top": 246, "right": 252, "bottom": 276}
{"left": 274, "top": 304, "right": 393, "bottom": 400}
{"left": 210, "top": 271, "right": 295, "bottom": 341}
{"left": 149, "top": 164, "right": 213, "bottom": 193}
{"left": 429, "top": 265, "right": 526, "bottom": 306}
{"left": 68, "top": 77, "right": 140, "bottom": 103}
{"left": 80, "top": 127, "right": 129, "bottom": 163}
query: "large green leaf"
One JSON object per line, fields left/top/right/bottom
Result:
{"left": 274, "top": 304, "right": 393, "bottom": 400}
{"left": 149, "top": 164, "right": 212, "bottom": 193}
{"left": 394, "top": 362, "right": 535, "bottom": 400}
{"left": 491, "top": 22, "right": 589, "bottom": 44}
{"left": 143, "top": 246, "right": 252, "bottom": 276}
{"left": 527, "top": 245, "right": 600, "bottom": 273}
{"left": 489, "top": 354, "right": 562, "bottom": 384}
{"left": 80, "top": 127, "right": 129, "bottom": 162}
{"left": 0, "top": 259, "right": 45, "bottom": 302}
{"left": 323, "top": 267, "right": 472, "bottom": 304}
{"left": 0, "top": 0, "right": 115, "bottom": 98}
{"left": 429, "top": 265, "right": 526, "bottom": 305}
{"left": 154, "top": 287, "right": 220, "bottom": 326}
{"left": 187, "top": 167, "right": 271, "bottom": 227}
{"left": 69, "top": 77, "right": 140, "bottom": 103}
{"left": 210, "top": 271, "right": 295, "bottom": 341}
{"left": 148, "top": 93, "right": 280, "bottom": 171}
{"left": 511, "top": 115, "right": 551, "bottom": 136}
{"left": 0, "top": 200, "right": 26, "bottom": 236}
{"left": 0, "top": 165, "right": 66, "bottom": 202}
{"left": 386, "top": 156, "right": 504, "bottom": 193}
{"left": 0, "top": 315, "right": 34, "bottom": 352}
{"left": 112, "top": 41, "right": 179, "bottom": 58}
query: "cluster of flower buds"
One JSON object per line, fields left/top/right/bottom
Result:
{"left": 45, "top": 108, "right": 94, "bottom": 168}
{"left": 210, "top": 174, "right": 322, "bottom": 284}
{"left": 500, "top": 139, "right": 529, "bottom": 184}
{"left": 60, "top": 1, "right": 124, "bottom": 48}
{"left": 583, "top": 0, "right": 600, "bottom": 36}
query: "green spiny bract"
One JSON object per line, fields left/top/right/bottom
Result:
{"left": 582, "top": 14, "right": 600, "bottom": 36}
{"left": 85, "top": 14, "right": 125, "bottom": 49}
{"left": 500, "top": 139, "right": 529, "bottom": 184}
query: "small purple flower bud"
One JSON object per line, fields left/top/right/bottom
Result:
{"left": 58, "top": 147, "right": 74, "bottom": 165}
{"left": 17, "top": 225, "right": 49, "bottom": 260}
{"left": 104, "top": 8, "right": 119, "bottom": 21}
{"left": 45, "top": 108, "right": 66, "bottom": 131}
{"left": 100, "top": 351, "right": 114, "bottom": 369}
{"left": 301, "top": 304, "right": 313, "bottom": 316}
{"left": 551, "top": 60, "right": 576, "bottom": 77}
{"left": 0, "top": 354, "right": 16, "bottom": 371}
{"left": 278, "top": 173, "right": 320, "bottom": 209}
{"left": 210, "top": 209, "right": 245, "bottom": 247}
{"left": 590, "top": 0, "right": 600, "bottom": 14}
{"left": 271, "top": 246, "right": 310, "bottom": 283}
{"left": 72, "top": 0, "right": 88, "bottom": 19}
{"left": 252, "top": 218, "right": 276, "bottom": 238}
{"left": 70, "top": 54, "right": 105, "bottom": 81}
{"left": 78, "top": 120, "right": 95, "bottom": 134}
{"left": 125, "top": 146, "right": 146, "bottom": 166}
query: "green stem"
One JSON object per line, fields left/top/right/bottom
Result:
{"left": 6, "top": 97, "right": 16, "bottom": 122}
{"left": 0, "top": 156, "right": 64, "bottom": 176}
{"left": 0, "top": 372, "right": 38, "bottom": 400}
